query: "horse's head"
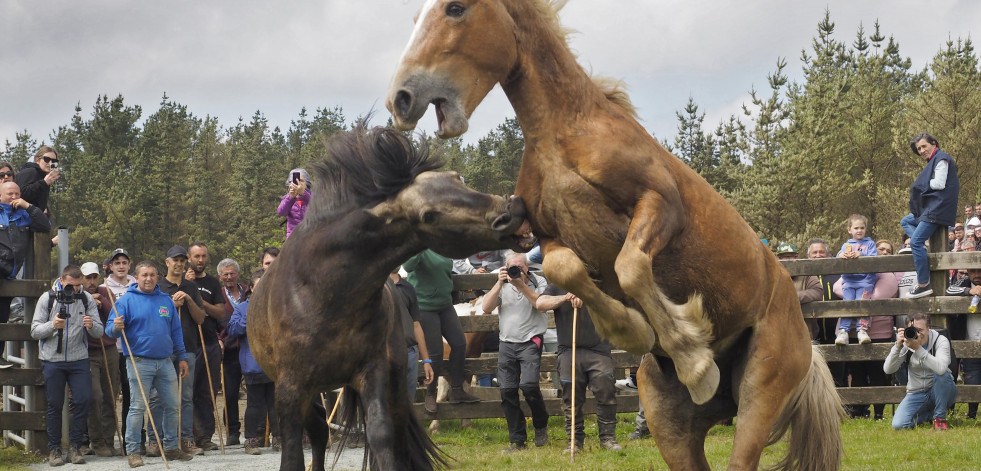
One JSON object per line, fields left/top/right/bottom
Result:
{"left": 387, "top": 0, "right": 518, "bottom": 138}
{"left": 369, "top": 170, "right": 534, "bottom": 258}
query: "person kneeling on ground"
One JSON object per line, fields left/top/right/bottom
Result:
{"left": 883, "top": 313, "right": 957, "bottom": 430}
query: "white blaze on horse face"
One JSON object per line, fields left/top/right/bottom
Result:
{"left": 399, "top": 0, "right": 439, "bottom": 65}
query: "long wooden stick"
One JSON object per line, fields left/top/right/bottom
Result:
{"left": 98, "top": 340, "right": 125, "bottom": 452}
{"left": 220, "top": 362, "right": 230, "bottom": 444}
{"left": 197, "top": 325, "right": 226, "bottom": 454}
{"left": 177, "top": 374, "right": 182, "bottom": 446}
{"left": 107, "top": 289, "right": 169, "bottom": 469}
{"left": 570, "top": 305, "right": 578, "bottom": 463}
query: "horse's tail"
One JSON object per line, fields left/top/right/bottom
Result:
{"left": 333, "top": 387, "right": 448, "bottom": 471}
{"left": 766, "top": 346, "right": 845, "bottom": 471}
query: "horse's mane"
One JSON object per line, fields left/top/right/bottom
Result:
{"left": 524, "top": 0, "right": 639, "bottom": 119}
{"left": 305, "top": 122, "right": 444, "bottom": 221}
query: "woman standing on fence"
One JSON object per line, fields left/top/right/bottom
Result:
{"left": 403, "top": 249, "right": 480, "bottom": 413}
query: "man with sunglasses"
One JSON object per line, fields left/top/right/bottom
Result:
{"left": 884, "top": 313, "right": 957, "bottom": 430}
{"left": 15, "top": 145, "right": 61, "bottom": 214}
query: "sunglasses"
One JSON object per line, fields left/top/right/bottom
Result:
{"left": 0, "top": 171, "right": 13, "bottom": 178}
{"left": 41, "top": 156, "right": 59, "bottom": 164}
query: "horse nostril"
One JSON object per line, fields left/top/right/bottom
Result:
{"left": 491, "top": 213, "right": 512, "bottom": 231}
{"left": 395, "top": 90, "right": 413, "bottom": 118}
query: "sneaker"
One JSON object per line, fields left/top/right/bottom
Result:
{"left": 48, "top": 449, "right": 65, "bottom": 467}
{"left": 181, "top": 439, "right": 203, "bottom": 456}
{"left": 66, "top": 446, "right": 85, "bottom": 464}
{"left": 0, "top": 358, "right": 14, "bottom": 369}
{"left": 905, "top": 284, "right": 933, "bottom": 299}
{"left": 534, "top": 427, "right": 549, "bottom": 447}
{"left": 127, "top": 453, "right": 144, "bottom": 468}
{"left": 145, "top": 441, "right": 160, "bottom": 457}
{"left": 244, "top": 437, "right": 262, "bottom": 455}
{"left": 600, "top": 438, "right": 623, "bottom": 451}
{"left": 446, "top": 387, "right": 480, "bottom": 403}
{"left": 271, "top": 435, "right": 282, "bottom": 452}
{"left": 615, "top": 377, "right": 638, "bottom": 391}
{"left": 934, "top": 417, "right": 949, "bottom": 431}
{"left": 502, "top": 442, "right": 526, "bottom": 454}
{"left": 424, "top": 391, "right": 437, "bottom": 414}
{"left": 163, "top": 448, "right": 193, "bottom": 461}
{"left": 834, "top": 329, "right": 849, "bottom": 346}
{"left": 628, "top": 428, "right": 650, "bottom": 440}
{"left": 857, "top": 329, "right": 872, "bottom": 344}
{"left": 78, "top": 444, "right": 94, "bottom": 456}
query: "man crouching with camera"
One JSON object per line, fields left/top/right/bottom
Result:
{"left": 883, "top": 313, "right": 957, "bottom": 430}
{"left": 30, "top": 265, "right": 104, "bottom": 465}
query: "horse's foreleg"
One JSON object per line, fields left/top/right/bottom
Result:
{"left": 360, "top": 365, "right": 400, "bottom": 470}
{"left": 615, "top": 192, "right": 718, "bottom": 404}
{"left": 276, "top": 378, "right": 312, "bottom": 471}
{"left": 303, "top": 397, "right": 329, "bottom": 471}
{"left": 541, "top": 241, "right": 655, "bottom": 353}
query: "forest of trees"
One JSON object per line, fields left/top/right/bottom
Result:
{"left": 2, "top": 12, "right": 980, "bottom": 273}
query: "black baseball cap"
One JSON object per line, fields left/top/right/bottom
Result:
{"left": 109, "top": 248, "right": 130, "bottom": 262}
{"left": 166, "top": 246, "right": 188, "bottom": 259}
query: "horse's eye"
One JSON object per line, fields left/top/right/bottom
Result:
{"left": 422, "top": 211, "right": 440, "bottom": 224}
{"left": 445, "top": 2, "right": 466, "bottom": 18}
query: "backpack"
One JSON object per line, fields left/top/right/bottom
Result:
{"left": 930, "top": 328, "right": 958, "bottom": 377}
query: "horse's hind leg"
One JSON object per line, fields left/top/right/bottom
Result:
{"left": 637, "top": 354, "right": 724, "bottom": 471}
{"left": 303, "top": 396, "right": 329, "bottom": 471}
{"left": 541, "top": 242, "right": 655, "bottom": 353}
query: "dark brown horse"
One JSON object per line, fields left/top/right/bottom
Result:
{"left": 248, "top": 123, "right": 533, "bottom": 471}
{"left": 387, "top": 1, "right": 844, "bottom": 470}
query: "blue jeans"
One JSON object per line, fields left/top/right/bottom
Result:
{"left": 407, "top": 345, "right": 419, "bottom": 400}
{"left": 891, "top": 370, "right": 957, "bottom": 430}
{"left": 149, "top": 355, "right": 194, "bottom": 443}
{"left": 901, "top": 213, "right": 941, "bottom": 284}
{"left": 962, "top": 358, "right": 981, "bottom": 416}
{"left": 125, "top": 356, "right": 180, "bottom": 453}
{"left": 42, "top": 359, "right": 92, "bottom": 451}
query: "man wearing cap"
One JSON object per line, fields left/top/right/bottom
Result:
{"left": 155, "top": 246, "right": 206, "bottom": 456}
{"left": 100, "top": 248, "right": 138, "bottom": 448}
{"left": 776, "top": 243, "right": 822, "bottom": 343}
{"left": 81, "top": 262, "right": 122, "bottom": 457}
{"left": 185, "top": 242, "right": 225, "bottom": 451}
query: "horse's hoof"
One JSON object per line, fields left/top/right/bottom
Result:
{"left": 685, "top": 360, "right": 720, "bottom": 405}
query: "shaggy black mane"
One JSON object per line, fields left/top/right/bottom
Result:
{"left": 305, "top": 121, "right": 444, "bottom": 222}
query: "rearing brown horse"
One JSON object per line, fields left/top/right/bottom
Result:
{"left": 387, "top": 1, "right": 844, "bottom": 470}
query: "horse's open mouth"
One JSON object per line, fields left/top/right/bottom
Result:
{"left": 433, "top": 98, "right": 446, "bottom": 132}
{"left": 512, "top": 219, "right": 536, "bottom": 250}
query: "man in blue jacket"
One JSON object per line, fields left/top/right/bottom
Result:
{"left": 106, "top": 261, "right": 192, "bottom": 467}
{"left": 901, "top": 132, "right": 959, "bottom": 298}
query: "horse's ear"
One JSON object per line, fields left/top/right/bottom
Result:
{"left": 368, "top": 200, "right": 400, "bottom": 224}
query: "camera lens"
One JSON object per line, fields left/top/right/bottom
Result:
{"left": 507, "top": 265, "right": 522, "bottom": 279}
{"left": 903, "top": 326, "right": 919, "bottom": 340}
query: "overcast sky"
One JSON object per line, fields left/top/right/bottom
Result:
{"left": 2, "top": 0, "right": 979, "bottom": 150}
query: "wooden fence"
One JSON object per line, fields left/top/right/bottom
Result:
{"left": 414, "top": 236, "right": 981, "bottom": 419}
{"left": 0, "top": 236, "right": 53, "bottom": 451}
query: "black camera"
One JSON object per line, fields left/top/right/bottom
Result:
{"left": 903, "top": 326, "right": 920, "bottom": 340}
{"left": 506, "top": 265, "right": 523, "bottom": 279}
{"left": 55, "top": 285, "right": 82, "bottom": 319}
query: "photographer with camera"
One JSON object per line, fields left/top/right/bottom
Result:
{"left": 276, "top": 168, "right": 311, "bottom": 240}
{"left": 30, "top": 265, "right": 104, "bottom": 465}
{"left": 481, "top": 251, "right": 549, "bottom": 452}
{"left": 14, "top": 145, "right": 61, "bottom": 214}
{"left": 883, "top": 312, "right": 957, "bottom": 430}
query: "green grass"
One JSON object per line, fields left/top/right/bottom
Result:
{"left": 0, "top": 445, "right": 43, "bottom": 470}
{"left": 429, "top": 405, "right": 981, "bottom": 470}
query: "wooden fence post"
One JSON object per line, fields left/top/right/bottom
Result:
{"left": 929, "top": 226, "right": 949, "bottom": 329}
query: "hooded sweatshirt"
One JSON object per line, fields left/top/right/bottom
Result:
{"left": 31, "top": 289, "right": 103, "bottom": 362}
{"left": 883, "top": 329, "right": 950, "bottom": 394}
{"left": 105, "top": 283, "right": 185, "bottom": 361}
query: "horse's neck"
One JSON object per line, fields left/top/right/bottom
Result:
{"left": 500, "top": 3, "right": 606, "bottom": 140}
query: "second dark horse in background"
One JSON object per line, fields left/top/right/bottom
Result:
{"left": 248, "top": 123, "right": 535, "bottom": 471}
